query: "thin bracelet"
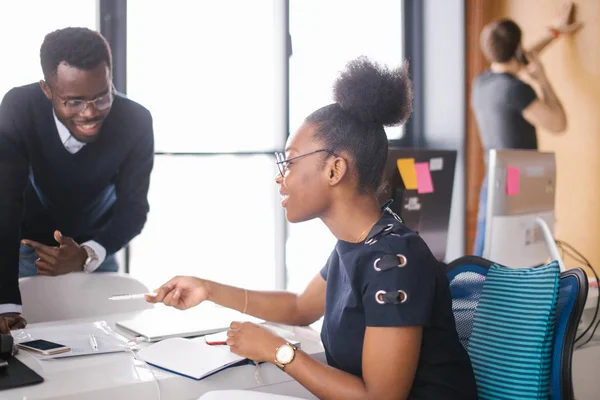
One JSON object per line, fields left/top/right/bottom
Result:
{"left": 242, "top": 289, "right": 248, "bottom": 314}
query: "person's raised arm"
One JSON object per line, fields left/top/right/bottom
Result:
{"left": 148, "top": 272, "right": 326, "bottom": 326}
{"left": 526, "top": 2, "right": 582, "bottom": 56}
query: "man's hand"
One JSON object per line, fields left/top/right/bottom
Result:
{"left": 551, "top": 2, "right": 583, "bottom": 34}
{"left": 21, "top": 230, "right": 88, "bottom": 276}
{"left": 0, "top": 313, "right": 27, "bottom": 334}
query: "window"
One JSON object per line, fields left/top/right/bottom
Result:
{"left": 127, "top": 0, "right": 285, "bottom": 154}
{"left": 0, "top": 0, "right": 97, "bottom": 98}
{"left": 126, "top": 155, "right": 281, "bottom": 292}
{"left": 286, "top": 0, "right": 404, "bottom": 292}
{"left": 126, "top": 0, "right": 287, "bottom": 290}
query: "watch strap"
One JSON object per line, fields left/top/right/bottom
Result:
{"left": 81, "top": 245, "right": 99, "bottom": 273}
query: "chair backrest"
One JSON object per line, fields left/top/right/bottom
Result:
{"left": 447, "top": 257, "right": 588, "bottom": 400}
{"left": 19, "top": 272, "right": 153, "bottom": 323}
{"left": 446, "top": 256, "right": 492, "bottom": 349}
{"left": 551, "top": 267, "right": 588, "bottom": 400}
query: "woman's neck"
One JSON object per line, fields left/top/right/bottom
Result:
{"left": 321, "top": 195, "right": 382, "bottom": 243}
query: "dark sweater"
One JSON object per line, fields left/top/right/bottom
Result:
{"left": 0, "top": 83, "right": 154, "bottom": 305}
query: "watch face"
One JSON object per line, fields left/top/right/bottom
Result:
{"left": 276, "top": 344, "right": 295, "bottom": 364}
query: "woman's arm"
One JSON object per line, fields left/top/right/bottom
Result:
{"left": 207, "top": 273, "right": 326, "bottom": 325}
{"left": 149, "top": 273, "right": 326, "bottom": 326}
{"left": 228, "top": 324, "right": 422, "bottom": 400}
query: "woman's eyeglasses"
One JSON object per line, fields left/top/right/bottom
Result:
{"left": 274, "top": 149, "right": 338, "bottom": 177}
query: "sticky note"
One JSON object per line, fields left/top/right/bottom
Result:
{"left": 506, "top": 166, "right": 520, "bottom": 196}
{"left": 396, "top": 158, "right": 418, "bottom": 190}
{"left": 429, "top": 157, "right": 444, "bottom": 171}
{"left": 414, "top": 162, "right": 434, "bottom": 194}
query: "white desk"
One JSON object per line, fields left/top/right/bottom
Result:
{"left": 1, "top": 309, "right": 325, "bottom": 400}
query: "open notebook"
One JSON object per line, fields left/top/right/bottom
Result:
{"left": 138, "top": 327, "right": 301, "bottom": 381}
{"left": 137, "top": 337, "right": 249, "bottom": 380}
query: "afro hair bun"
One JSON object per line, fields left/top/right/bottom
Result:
{"left": 333, "top": 56, "right": 413, "bottom": 127}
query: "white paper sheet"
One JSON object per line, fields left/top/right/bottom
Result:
{"left": 12, "top": 321, "right": 130, "bottom": 359}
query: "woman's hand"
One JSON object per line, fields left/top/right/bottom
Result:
{"left": 226, "top": 321, "right": 286, "bottom": 362}
{"left": 146, "top": 276, "right": 209, "bottom": 310}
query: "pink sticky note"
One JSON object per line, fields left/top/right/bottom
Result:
{"left": 414, "top": 162, "right": 434, "bottom": 194}
{"left": 506, "top": 166, "right": 520, "bottom": 196}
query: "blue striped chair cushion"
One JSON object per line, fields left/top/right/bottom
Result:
{"left": 468, "top": 262, "right": 560, "bottom": 400}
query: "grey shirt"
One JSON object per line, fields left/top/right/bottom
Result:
{"left": 472, "top": 71, "right": 538, "bottom": 155}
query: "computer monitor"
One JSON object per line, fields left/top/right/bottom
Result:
{"left": 483, "top": 149, "right": 558, "bottom": 269}
{"left": 378, "top": 147, "right": 457, "bottom": 262}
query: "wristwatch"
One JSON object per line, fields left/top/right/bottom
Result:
{"left": 274, "top": 342, "right": 297, "bottom": 370}
{"left": 81, "top": 245, "right": 98, "bottom": 273}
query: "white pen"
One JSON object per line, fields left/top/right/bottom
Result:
{"left": 108, "top": 293, "right": 157, "bottom": 301}
{"left": 89, "top": 334, "right": 98, "bottom": 351}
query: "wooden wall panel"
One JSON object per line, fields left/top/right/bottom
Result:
{"left": 465, "top": 0, "right": 600, "bottom": 269}
{"left": 464, "top": 0, "right": 502, "bottom": 254}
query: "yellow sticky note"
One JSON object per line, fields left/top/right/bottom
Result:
{"left": 396, "top": 158, "right": 418, "bottom": 190}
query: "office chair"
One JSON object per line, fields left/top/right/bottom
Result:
{"left": 446, "top": 256, "right": 494, "bottom": 349}
{"left": 551, "top": 267, "right": 588, "bottom": 400}
{"left": 446, "top": 256, "right": 588, "bottom": 400}
{"left": 19, "top": 272, "right": 153, "bottom": 323}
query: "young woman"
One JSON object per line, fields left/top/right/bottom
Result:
{"left": 148, "top": 57, "right": 477, "bottom": 400}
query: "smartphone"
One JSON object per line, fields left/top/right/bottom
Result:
{"left": 16, "top": 339, "right": 71, "bottom": 355}
{"left": 515, "top": 48, "right": 529, "bottom": 65}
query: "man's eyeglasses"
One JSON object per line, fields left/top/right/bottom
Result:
{"left": 275, "top": 149, "right": 339, "bottom": 177}
{"left": 48, "top": 83, "right": 116, "bottom": 114}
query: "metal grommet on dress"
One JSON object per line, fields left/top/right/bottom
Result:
{"left": 373, "top": 258, "right": 382, "bottom": 271}
{"left": 375, "top": 290, "right": 408, "bottom": 305}
{"left": 373, "top": 254, "right": 408, "bottom": 271}
{"left": 397, "top": 254, "right": 407, "bottom": 267}
{"left": 395, "top": 290, "right": 408, "bottom": 303}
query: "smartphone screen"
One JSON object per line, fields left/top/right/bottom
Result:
{"left": 19, "top": 340, "right": 65, "bottom": 351}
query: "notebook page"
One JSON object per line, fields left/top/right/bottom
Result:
{"left": 138, "top": 337, "right": 246, "bottom": 380}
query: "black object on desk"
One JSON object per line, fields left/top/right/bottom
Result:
{"left": 0, "top": 334, "right": 14, "bottom": 360}
{"left": 0, "top": 334, "right": 44, "bottom": 390}
{"left": 0, "top": 357, "right": 44, "bottom": 390}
